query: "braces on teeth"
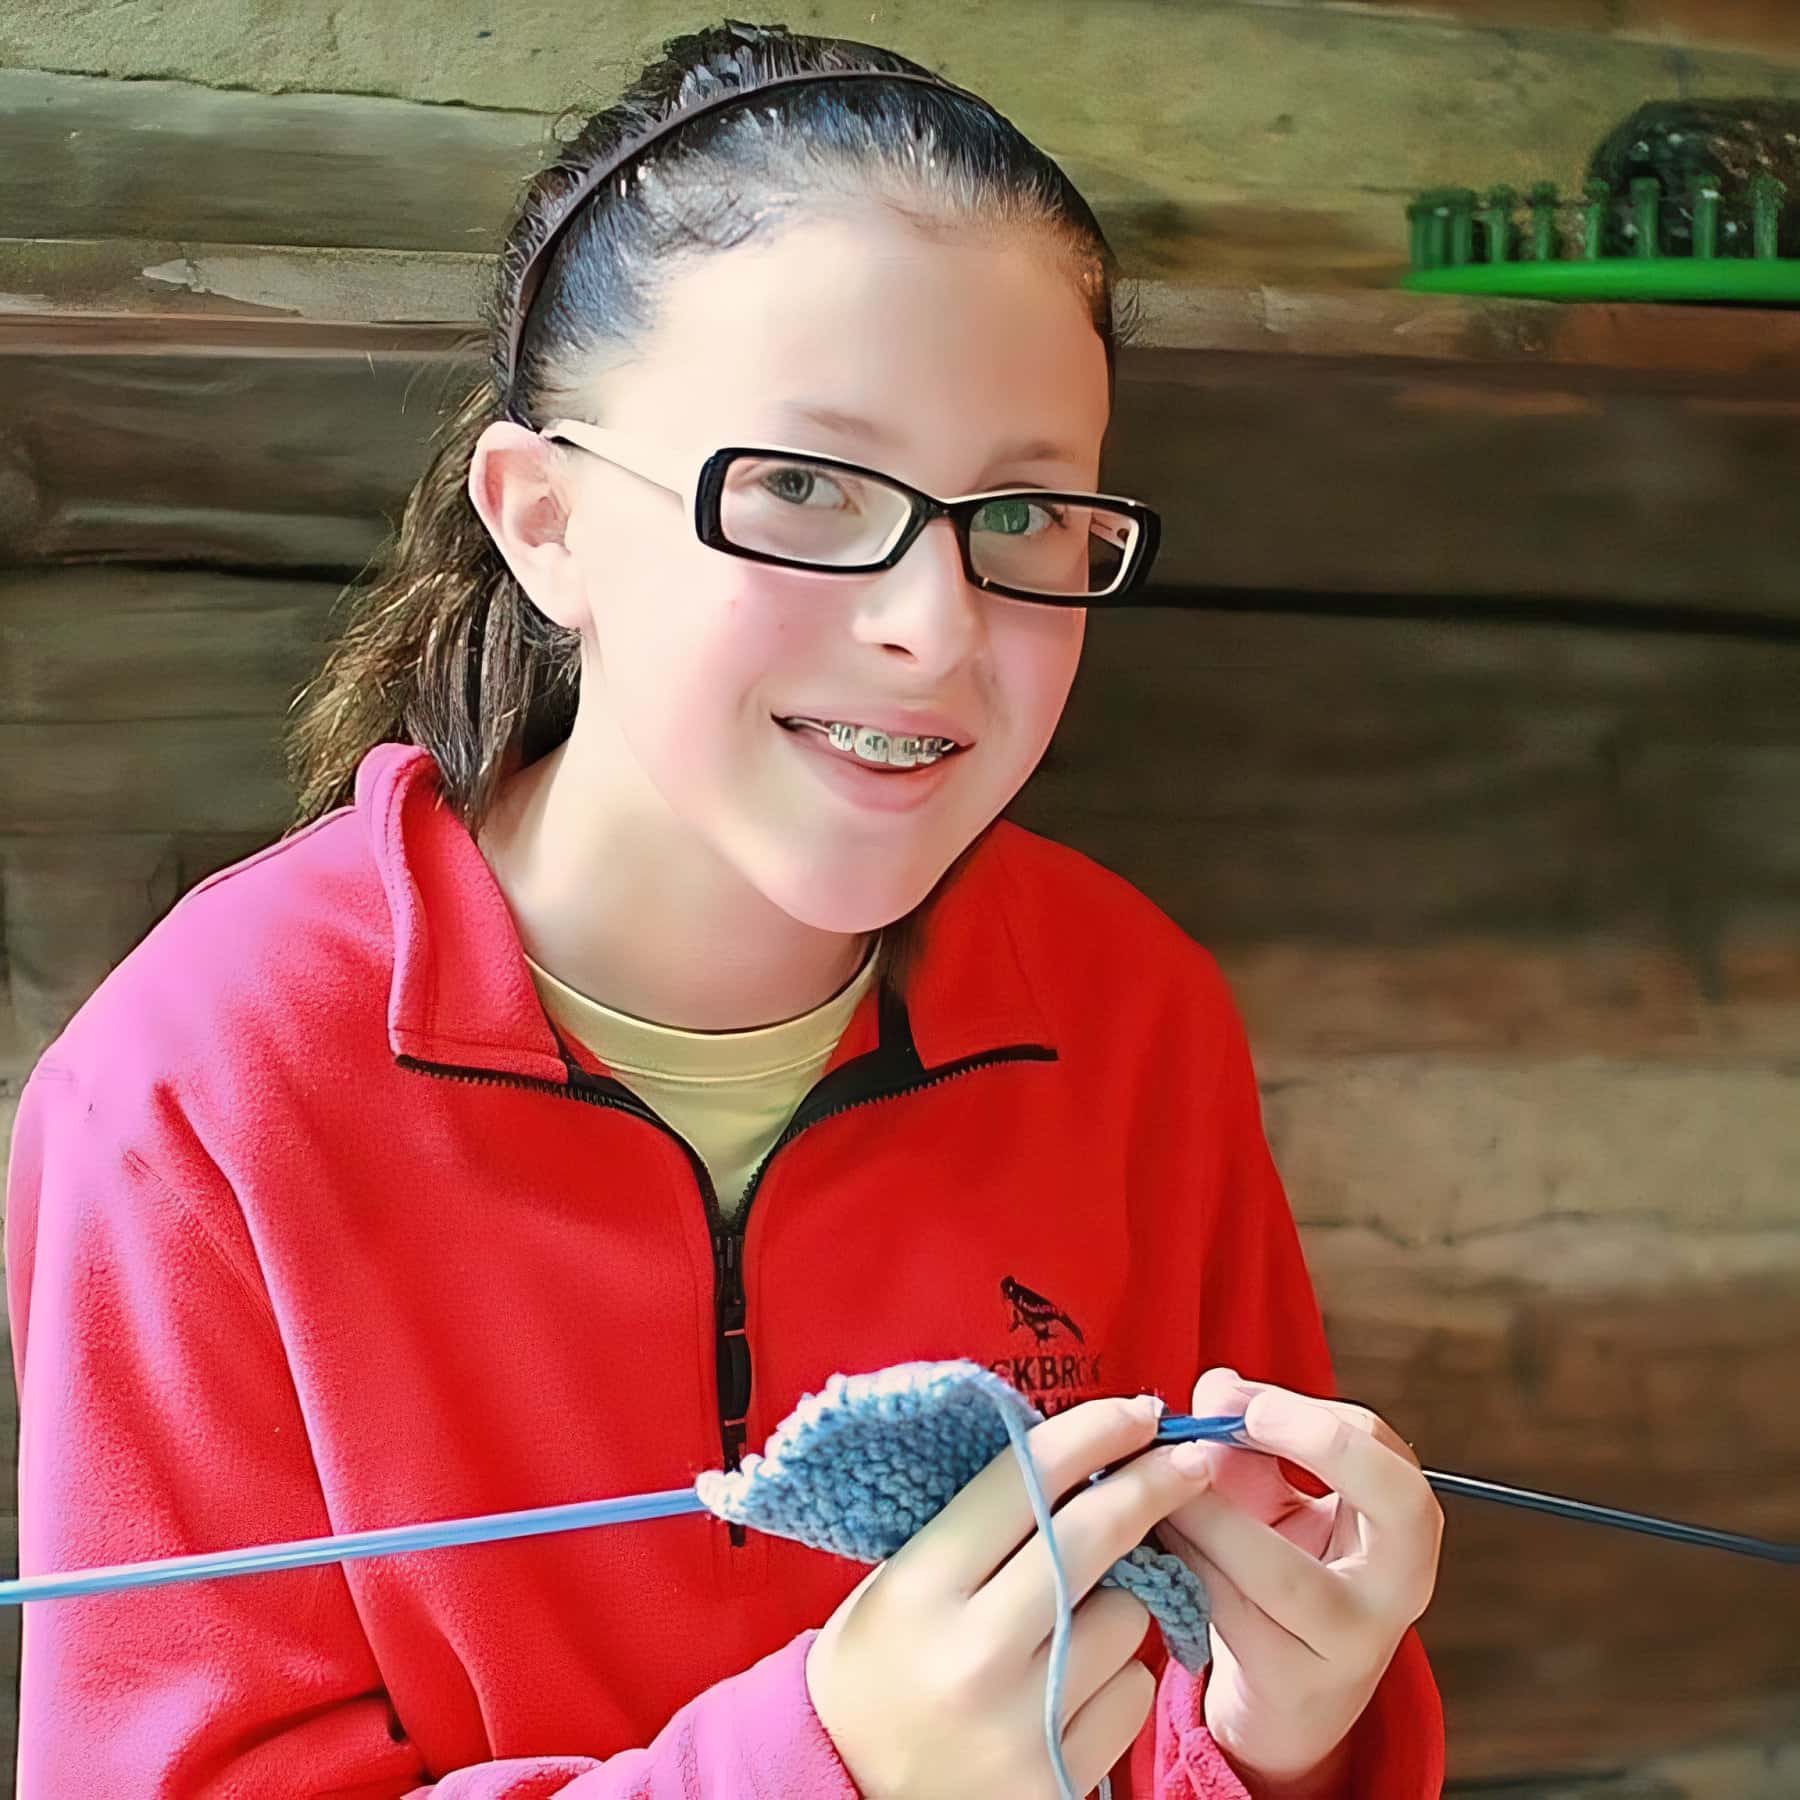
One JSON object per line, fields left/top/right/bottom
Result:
{"left": 787, "top": 718, "right": 958, "bottom": 767}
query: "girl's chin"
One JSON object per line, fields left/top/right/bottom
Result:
{"left": 755, "top": 860, "right": 951, "bottom": 938}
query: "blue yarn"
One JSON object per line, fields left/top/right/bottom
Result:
{"left": 697, "top": 1361, "right": 1213, "bottom": 1800}
{"left": 996, "top": 1397, "right": 1084, "bottom": 1800}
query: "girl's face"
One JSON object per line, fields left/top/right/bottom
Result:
{"left": 512, "top": 208, "right": 1109, "bottom": 934}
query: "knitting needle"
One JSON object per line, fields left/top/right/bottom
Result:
{"left": 0, "top": 1486, "right": 711, "bottom": 1606}
{"left": 1, "top": 1417, "right": 1259, "bottom": 1606}
{"left": 1153, "top": 1415, "right": 1800, "bottom": 1566}
{"left": 10, "top": 1413, "right": 1798, "bottom": 1607}
{"left": 0, "top": 1428, "right": 1250, "bottom": 1607}
{"left": 1421, "top": 1470, "right": 1800, "bottom": 1565}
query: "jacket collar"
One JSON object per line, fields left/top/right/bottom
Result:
{"left": 358, "top": 743, "right": 1054, "bottom": 1086}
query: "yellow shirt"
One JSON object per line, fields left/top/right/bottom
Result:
{"left": 524, "top": 947, "right": 879, "bottom": 1222}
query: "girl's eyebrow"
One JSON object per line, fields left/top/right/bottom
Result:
{"left": 777, "top": 402, "right": 899, "bottom": 447}
{"left": 776, "top": 402, "right": 1084, "bottom": 480}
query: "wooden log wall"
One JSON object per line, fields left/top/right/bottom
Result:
{"left": 4, "top": 3, "right": 1799, "bottom": 1791}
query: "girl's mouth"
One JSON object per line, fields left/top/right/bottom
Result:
{"left": 775, "top": 716, "right": 967, "bottom": 770}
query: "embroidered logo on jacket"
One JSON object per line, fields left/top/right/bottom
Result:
{"left": 993, "top": 1276, "right": 1103, "bottom": 1416}
{"left": 1001, "top": 1274, "right": 1085, "bottom": 1344}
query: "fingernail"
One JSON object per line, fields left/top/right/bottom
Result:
{"left": 1133, "top": 1392, "right": 1167, "bottom": 1423}
{"left": 1248, "top": 1392, "right": 1334, "bottom": 1451}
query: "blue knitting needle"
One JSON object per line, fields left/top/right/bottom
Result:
{"left": 1154, "top": 1415, "right": 1800, "bottom": 1566}
{"left": 7, "top": 1411, "right": 1797, "bottom": 1605}
{"left": 0, "top": 1487, "right": 710, "bottom": 1605}
{"left": 0, "top": 1418, "right": 1256, "bottom": 1605}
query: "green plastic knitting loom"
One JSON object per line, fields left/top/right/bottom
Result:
{"left": 1403, "top": 98, "right": 1800, "bottom": 304}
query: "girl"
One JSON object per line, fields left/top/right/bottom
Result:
{"left": 6, "top": 21, "right": 1445, "bottom": 1799}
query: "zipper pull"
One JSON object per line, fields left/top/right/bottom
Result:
{"left": 717, "top": 1231, "right": 747, "bottom": 1337}
{"left": 714, "top": 1226, "right": 753, "bottom": 1466}
{"left": 715, "top": 1229, "right": 741, "bottom": 1288}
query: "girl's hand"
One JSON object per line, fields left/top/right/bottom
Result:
{"left": 806, "top": 1394, "right": 1211, "bottom": 1800}
{"left": 1158, "top": 1369, "right": 1443, "bottom": 1797}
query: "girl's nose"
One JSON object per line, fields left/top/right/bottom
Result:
{"left": 849, "top": 516, "right": 982, "bottom": 672}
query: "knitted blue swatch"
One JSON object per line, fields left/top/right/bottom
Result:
{"left": 697, "top": 1361, "right": 1212, "bottom": 1800}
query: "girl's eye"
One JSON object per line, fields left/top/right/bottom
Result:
{"left": 973, "top": 497, "right": 1066, "bottom": 538}
{"left": 761, "top": 464, "right": 853, "bottom": 509}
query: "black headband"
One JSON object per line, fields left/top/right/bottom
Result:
{"left": 502, "top": 67, "right": 998, "bottom": 407}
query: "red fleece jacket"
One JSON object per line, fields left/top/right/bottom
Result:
{"left": 6, "top": 741, "right": 1443, "bottom": 1797}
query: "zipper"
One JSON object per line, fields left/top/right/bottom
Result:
{"left": 397, "top": 1052, "right": 749, "bottom": 1504}
{"left": 397, "top": 1037, "right": 1056, "bottom": 1549}
{"left": 714, "top": 1225, "right": 750, "bottom": 1544}
{"left": 732, "top": 1044, "right": 1057, "bottom": 1221}
{"left": 690, "top": 1041, "right": 1058, "bottom": 1550}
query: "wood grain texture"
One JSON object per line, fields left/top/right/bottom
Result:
{"left": 5, "top": 8, "right": 1800, "bottom": 227}
{"left": 6, "top": 329, "right": 1800, "bottom": 618}
{"left": 1, "top": 836, "right": 183, "bottom": 1056}
{"left": 1264, "top": 1056, "right": 1800, "bottom": 1244}
{"left": 0, "top": 339, "right": 465, "bottom": 568}
{"left": 0, "top": 237, "right": 488, "bottom": 324}
{"left": 1295, "top": 0, "right": 1800, "bottom": 57}
{"left": 0, "top": 719, "right": 290, "bottom": 836}
{"left": 0, "top": 567, "right": 337, "bottom": 723}
{"left": 17, "top": 255, "right": 1800, "bottom": 381}
{"left": 5, "top": 7, "right": 1800, "bottom": 290}
{"left": 1311, "top": 1229, "right": 1800, "bottom": 1782}
{"left": 1218, "top": 939, "right": 1800, "bottom": 1061}
{"left": 1013, "top": 611, "right": 1800, "bottom": 945}
{"left": 1106, "top": 354, "right": 1800, "bottom": 615}
{"left": 0, "top": 70, "right": 547, "bottom": 252}
{"left": 1130, "top": 283, "right": 1800, "bottom": 384}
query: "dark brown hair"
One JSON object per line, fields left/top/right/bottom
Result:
{"left": 285, "top": 19, "right": 1130, "bottom": 975}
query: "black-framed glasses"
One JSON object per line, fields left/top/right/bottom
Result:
{"left": 539, "top": 418, "right": 1161, "bottom": 605}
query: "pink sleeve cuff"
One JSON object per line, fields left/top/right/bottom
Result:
{"left": 715, "top": 1629, "right": 862, "bottom": 1799}
{"left": 426, "top": 1631, "right": 862, "bottom": 1798}
{"left": 1149, "top": 1661, "right": 1254, "bottom": 1799}
{"left": 619, "top": 1629, "right": 861, "bottom": 1800}
{"left": 1148, "top": 1629, "right": 1444, "bottom": 1800}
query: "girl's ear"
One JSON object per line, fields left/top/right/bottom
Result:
{"left": 468, "top": 421, "right": 588, "bottom": 633}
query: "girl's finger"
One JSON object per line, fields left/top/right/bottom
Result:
{"left": 896, "top": 1394, "right": 1165, "bottom": 1596}
{"left": 1162, "top": 1525, "right": 1319, "bottom": 1671}
{"left": 1229, "top": 1378, "right": 1422, "bottom": 1471}
{"left": 976, "top": 1441, "right": 1210, "bottom": 1648}
{"left": 1162, "top": 1482, "right": 1358, "bottom": 1652}
{"left": 1058, "top": 1659, "right": 1157, "bottom": 1800}
{"left": 1035, "top": 1585, "right": 1154, "bottom": 1718}
{"left": 1168, "top": 1433, "right": 1299, "bottom": 1512}
{"left": 1238, "top": 1391, "right": 1441, "bottom": 1585}
{"left": 1184, "top": 1367, "right": 1317, "bottom": 1513}
{"left": 1189, "top": 1365, "right": 1254, "bottom": 1415}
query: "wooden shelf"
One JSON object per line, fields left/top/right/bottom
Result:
{"left": 8, "top": 227, "right": 1800, "bottom": 387}
{"left": 0, "top": 237, "right": 486, "bottom": 340}
{"left": 1131, "top": 278, "right": 1800, "bottom": 389}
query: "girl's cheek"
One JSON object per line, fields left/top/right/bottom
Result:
{"left": 1000, "top": 622, "right": 1082, "bottom": 741}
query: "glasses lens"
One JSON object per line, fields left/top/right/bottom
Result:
{"left": 719, "top": 456, "right": 914, "bottom": 567}
{"left": 716, "top": 454, "right": 1141, "bottom": 599}
{"left": 968, "top": 496, "right": 1138, "bottom": 598}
